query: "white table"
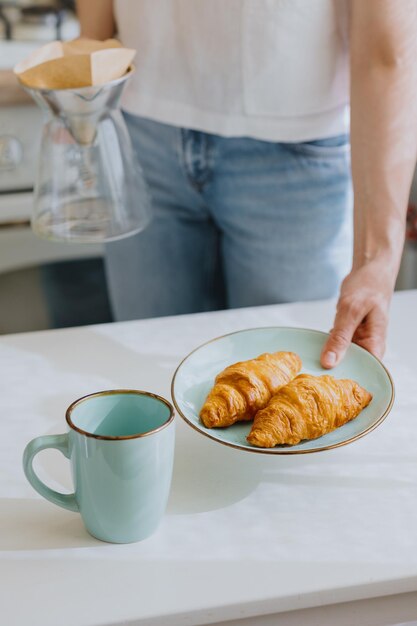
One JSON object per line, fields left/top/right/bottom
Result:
{"left": 2, "top": 291, "right": 417, "bottom": 626}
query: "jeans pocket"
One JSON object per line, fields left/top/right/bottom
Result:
{"left": 289, "top": 134, "right": 350, "bottom": 158}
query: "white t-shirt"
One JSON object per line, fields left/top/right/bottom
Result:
{"left": 115, "top": 0, "right": 350, "bottom": 141}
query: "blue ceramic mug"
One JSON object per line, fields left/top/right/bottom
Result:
{"left": 23, "top": 390, "right": 175, "bottom": 543}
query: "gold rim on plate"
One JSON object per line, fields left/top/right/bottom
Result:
{"left": 171, "top": 327, "right": 395, "bottom": 455}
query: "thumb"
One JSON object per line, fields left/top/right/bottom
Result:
{"left": 320, "top": 300, "right": 363, "bottom": 369}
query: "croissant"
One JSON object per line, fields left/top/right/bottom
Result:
{"left": 200, "top": 351, "right": 302, "bottom": 428}
{"left": 247, "top": 374, "right": 372, "bottom": 447}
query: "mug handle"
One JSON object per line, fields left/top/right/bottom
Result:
{"left": 23, "top": 434, "right": 79, "bottom": 512}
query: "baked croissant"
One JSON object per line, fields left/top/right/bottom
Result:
{"left": 247, "top": 374, "right": 372, "bottom": 447}
{"left": 200, "top": 351, "right": 302, "bottom": 428}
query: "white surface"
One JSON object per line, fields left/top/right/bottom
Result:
{"left": 1, "top": 291, "right": 417, "bottom": 626}
{"left": 211, "top": 595, "right": 417, "bottom": 626}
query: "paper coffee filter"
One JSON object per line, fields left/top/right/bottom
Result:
{"left": 62, "top": 38, "right": 122, "bottom": 56}
{"left": 14, "top": 38, "right": 136, "bottom": 90}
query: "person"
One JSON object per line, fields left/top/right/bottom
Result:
{"left": 77, "top": 0, "right": 417, "bottom": 368}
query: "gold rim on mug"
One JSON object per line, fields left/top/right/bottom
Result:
{"left": 171, "top": 327, "right": 395, "bottom": 455}
{"left": 66, "top": 389, "right": 175, "bottom": 441}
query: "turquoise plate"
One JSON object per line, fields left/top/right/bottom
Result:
{"left": 171, "top": 327, "right": 394, "bottom": 455}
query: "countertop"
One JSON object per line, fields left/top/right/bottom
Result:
{"left": 2, "top": 291, "right": 417, "bottom": 626}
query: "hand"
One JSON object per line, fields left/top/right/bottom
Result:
{"left": 320, "top": 260, "right": 395, "bottom": 368}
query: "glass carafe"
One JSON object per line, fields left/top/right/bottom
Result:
{"left": 26, "top": 70, "right": 150, "bottom": 243}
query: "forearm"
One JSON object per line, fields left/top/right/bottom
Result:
{"left": 76, "top": 0, "right": 115, "bottom": 40}
{"left": 350, "top": 0, "right": 417, "bottom": 284}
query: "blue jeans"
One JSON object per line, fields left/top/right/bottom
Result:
{"left": 105, "top": 113, "right": 352, "bottom": 320}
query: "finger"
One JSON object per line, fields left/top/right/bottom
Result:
{"left": 354, "top": 336, "right": 386, "bottom": 359}
{"left": 352, "top": 314, "right": 387, "bottom": 359}
{"left": 320, "top": 299, "right": 366, "bottom": 368}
